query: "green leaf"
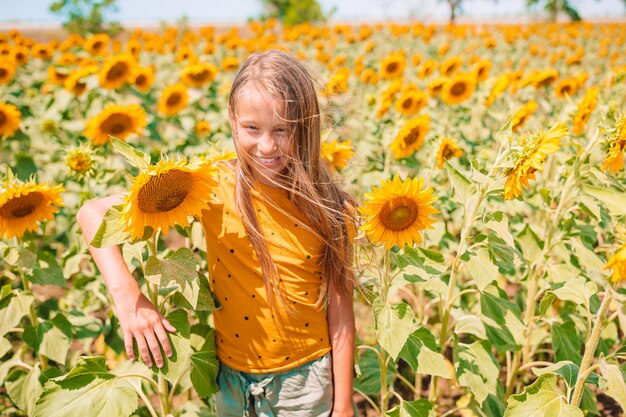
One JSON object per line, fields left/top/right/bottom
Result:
{"left": 416, "top": 346, "right": 449, "bottom": 379}
{"left": 145, "top": 248, "right": 200, "bottom": 308}
{"left": 517, "top": 224, "right": 544, "bottom": 263}
{"left": 6, "top": 367, "right": 43, "bottom": 415}
{"left": 569, "top": 238, "right": 605, "bottom": 279}
{"left": 90, "top": 205, "right": 130, "bottom": 248}
{"left": 0, "top": 291, "right": 34, "bottom": 337}
{"left": 456, "top": 341, "right": 500, "bottom": 405}
{"left": 166, "top": 310, "right": 190, "bottom": 338}
{"left": 386, "top": 398, "right": 432, "bottom": 417}
{"left": 599, "top": 360, "right": 626, "bottom": 412}
{"left": 33, "top": 377, "right": 138, "bottom": 417}
{"left": 445, "top": 161, "right": 474, "bottom": 207}
{"left": 487, "top": 233, "right": 516, "bottom": 274}
{"left": 151, "top": 333, "right": 192, "bottom": 385}
{"left": 552, "top": 276, "right": 597, "bottom": 308}
{"left": 190, "top": 329, "right": 219, "bottom": 398}
{"left": 399, "top": 327, "right": 438, "bottom": 371}
{"left": 485, "top": 211, "right": 515, "bottom": 248}
{"left": 465, "top": 248, "right": 499, "bottom": 291}
{"left": 111, "top": 137, "right": 150, "bottom": 169}
{"left": 373, "top": 301, "right": 415, "bottom": 360}
{"left": 27, "top": 250, "right": 66, "bottom": 287}
{"left": 533, "top": 361, "right": 580, "bottom": 390}
{"left": 538, "top": 293, "right": 556, "bottom": 317}
{"left": 582, "top": 184, "right": 626, "bottom": 216}
{"left": 504, "top": 374, "right": 583, "bottom": 417}
{"left": 480, "top": 291, "right": 523, "bottom": 353}
{"left": 56, "top": 356, "right": 113, "bottom": 390}
{"left": 354, "top": 347, "right": 394, "bottom": 395}
{"left": 24, "top": 321, "right": 71, "bottom": 364}
{"left": 552, "top": 321, "right": 583, "bottom": 365}
{"left": 0, "top": 336, "right": 11, "bottom": 357}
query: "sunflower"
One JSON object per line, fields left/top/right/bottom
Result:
{"left": 13, "top": 46, "right": 29, "bottom": 65}
{"left": 66, "top": 146, "right": 95, "bottom": 177}
{"left": 195, "top": 120, "right": 212, "bottom": 136}
{"left": 121, "top": 158, "right": 218, "bottom": 239}
{"left": 512, "top": 100, "right": 538, "bottom": 132}
{"left": 503, "top": 124, "right": 567, "bottom": 200}
{"left": 0, "top": 102, "right": 21, "bottom": 137}
{"left": 441, "top": 73, "right": 476, "bottom": 105}
{"left": 605, "top": 244, "right": 626, "bottom": 284}
{"left": 157, "top": 83, "right": 189, "bottom": 117}
{"left": 324, "top": 70, "right": 350, "bottom": 96}
{"left": 601, "top": 114, "right": 626, "bottom": 174}
{"left": 84, "top": 104, "right": 147, "bottom": 146}
{"left": 321, "top": 139, "right": 354, "bottom": 170}
{"left": 221, "top": 56, "right": 240, "bottom": 71}
{"left": 418, "top": 59, "right": 437, "bottom": 79}
{"left": 572, "top": 87, "right": 598, "bottom": 135}
{"left": 360, "top": 176, "right": 439, "bottom": 249}
{"left": 554, "top": 78, "right": 579, "bottom": 98}
{"left": 0, "top": 59, "right": 16, "bottom": 84}
{"left": 0, "top": 179, "right": 64, "bottom": 239}
{"left": 485, "top": 73, "right": 510, "bottom": 107}
{"left": 440, "top": 56, "right": 463, "bottom": 77}
{"left": 64, "top": 65, "right": 97, "bottom": 96}
{"left": 436, "top": 137, "right": 464, "bottom": 169}
{"left": 181, "top": 62, "right": 218, "bottom": 87}
{"left": 427, "top": 77, "right": 446, "bottom": 97}
{"left": 32, "top": 44, "right": 54, "bottom": 60}
{"left": 380, "top": 52, "right": 406, "bottom": 79}
{"left": 532, "top": 69, "right": 559, "bottom": 89}
{"left": 359, "top": 68, "right": 379, "bottom": 85}
{"left": 131, "top": 66, "right": 155, "bottom": 93}
{"left": 394, "top": 89, "right": 428, "bottom": 116}
{"left": 473, "top": 59, "right": 492, "bottom": 81}
{"left": 99, "top": 54, "right": 135, "bottom": 89}
{"left": 390, "top": 115, "right": 430, "bottom": 159}
{"left": 85, "top": 33, "right": 110, "bottom": 56}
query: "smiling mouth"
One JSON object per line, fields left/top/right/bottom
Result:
{"left": 255, "top": 156, "right": 281, "bottom": 166}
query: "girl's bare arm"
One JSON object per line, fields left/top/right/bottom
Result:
{"left": 77, "top": 195, "right": 175, "bottom": 368}
{"left": 327, "top": 276, "right": 356, "bottom": 417}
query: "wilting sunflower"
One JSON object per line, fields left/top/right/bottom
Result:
{"left": 181, "top": 62, "right": 219, "bottom": 87}
{"left": 436, "top": 137, "right": 464, "bottom": 169}
{"left": 99, "top": 54, "right": 135, "bottom": 89}
{"left": 572, "top": 87, "right": 598, "bottom": 135}
{"left": 0, "top": 179, "right": 64, "bottom": 239}
{"left": 321, "top": 139, "right": 354, "bottom": 170}
{"left": 157, "top": 83, "right": 189, "bottom": 117}
{"left": 84, "top": 104, "right": 147, "bottom": 145}
{"left": 512, "top": 100, "right": 538, "bottom": 132}
{"left": 121, "top": 158, "right": 218, "bottom": 239}
{"left": 0, "top": 102, "right": 22, "bottom": 137}
{"left": 605, "top": 244, "right": 626, "bottom": 284}
{"left": 360, "top": 176, "right": 439, "bottom": 249}
{"left": 441, "top": 73, "right": 476, "bottom": 105}
{"left": 601, "top": 114, "right": 626, "bottom": 174}
{"left": 380, "top": 52, "right": 406, "bottom": 79}
{"left": 390, "top": 115, "right": 430, "bottom": 159}
{"left": 394, "top": 89, "right": 427, "bottom": 116}
{"left": 131, "top": 66, "right": 155, "bottom": 93}
{"left": 503, "top": 124, "right": 567, "bottom": 200}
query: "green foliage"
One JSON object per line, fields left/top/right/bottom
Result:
{"left": 48, "top": 0, "right": 122, "bottom": 35}
{"left": 261, "top": 0, "right": 325, "bottom": 25}
{"left": 526, "top": 0, "right": 582, "bottom": 21}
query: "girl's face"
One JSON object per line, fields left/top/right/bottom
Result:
{"left": 230, "top": 87, "right": 291, "bottom": 187}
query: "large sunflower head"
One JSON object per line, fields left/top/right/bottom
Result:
{"left": 121, "top": 158, "right": 218, "bottom": 239}
{"left": 321, "top": 139, "right": 354, "bottom": 170}
{"left": 84, "top": 104, "right": 147, "bottom": 146}
{"left": 436, "top": 137, "right": 464, "bottom": 169}
{"left": 390, "top": 115, "right": 430, "bottom": 159}
{"left": 360, "top": 176, "right": 439, "bottom": 250}
{"left": 441, "top": 73, "right": 476, "bottom": 105}
{"left": 157, "top": 83, "right": 189, "bottom": 117}
{"left": 380, "top": 52, "right": 406, "bottom": 79}
{"left": 0, "top": 178, "right": 64, "bottom": 239}
{"left": 181, "top": 62, "right": 218, "bottom": 87}
{"left": 0, "top": 102, "right": 22, "bottom": 138}
{"left": 99, "top": 54, "right": 135, "bottom": 89}
{"left": 503, "top": 123, "right": 567, "bottom": 200}
{"left": 601, "top": 114, "right": 626, "bottom": 174}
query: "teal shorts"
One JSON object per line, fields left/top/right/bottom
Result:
{"left": 215, "top": 354, "right": 333, "bottom": 417}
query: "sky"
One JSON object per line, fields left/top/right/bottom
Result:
{"left": 2, "top": 0, "right": 625, "bottom": 23}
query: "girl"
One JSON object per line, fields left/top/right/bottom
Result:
{"left": 77, "top": 50, "right": 357, "bottom": 417}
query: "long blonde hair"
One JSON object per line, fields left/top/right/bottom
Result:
{"left": 227, "top": 50, "right": 355, "bottom": 314}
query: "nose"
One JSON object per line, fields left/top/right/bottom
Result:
{"left": 257, "top": 132, "right": 277, "bottom": 154}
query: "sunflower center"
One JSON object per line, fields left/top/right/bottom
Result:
{"left": 379, "top": 197, "right": 418, "bottom": 231}
{"left": 189, "top": 69, "right": 210, "bottom": 82}
{"left": 404, "top": 127, "right": 422, "bottom": 145}
{"left": 106, "top": 62, "right": 129, "bottom": 81}
{"left": 402, "top": 98, "right": 413, "bottom": 110}
{"left": 102, "top": 113, "right": 132, "bottom": 135}
{"left": 93, "top": 41, "right": 103, "bottom": 51}
{"left": 450, "top": 82, "right": 467, "bottom": 96}
{"left": 135, "top": 74, "right": 147, "bottom": 86}
{"left": 0, "top": 192, "right": 43, "bottom": 219}
{"left": 386, "top": 62, "right": 398, "bottom": 74}
{"left": 0, "top": 68, "right": 7, "bottom": 78}
{"left": 166, "top": 92, "right": 182, "bottom": 106}
{"left": 137, "top": 170, "right": 192, "bottom": 213}
{"left": 442, "top": 146, "right": 454, "bottom": 159}
{"left": 0, "top": 111, "right": 6, "bottom": 125}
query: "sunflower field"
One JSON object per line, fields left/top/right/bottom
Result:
{"left": 1, "top": 19, "right": 626, "bottom": 417}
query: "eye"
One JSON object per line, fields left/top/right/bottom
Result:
{"left": 244, "top": 125, "right": 258, "bottom": 131}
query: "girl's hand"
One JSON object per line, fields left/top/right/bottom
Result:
{"left": 116, "top": 291, "right": 177, "bottom": 368}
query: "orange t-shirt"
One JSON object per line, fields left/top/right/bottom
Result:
{"left": 201, "top": 162, "right": 331, "bottom": 373}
